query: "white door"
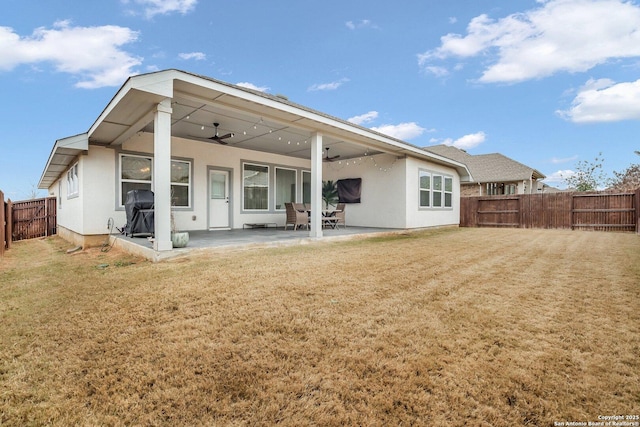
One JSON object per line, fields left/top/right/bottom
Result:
{"left": 209, "top": 169, "right": 230, "bottom": 229}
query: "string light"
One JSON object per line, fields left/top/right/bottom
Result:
{"left": 326, "top": 153, "right": 398, "bottom": 173}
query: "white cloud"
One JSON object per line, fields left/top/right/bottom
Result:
{"left": 550, "top": 155, "right": 579, "bottom": 164}
{"left": 0, "top": 21, "right": 141, "bottom": 88}
{"left": 308, "top": 78, "right": 349, "bottom": 92}
{"left": 124, "top": 0, "right": 197, "bottom": 19}
{"left": 178, "top": 51, "right": 205, "bottom": 61}
{"left": 348, "top": 111, "right": 379, "bottom": 125}
{"left": 556, "top": 78, "right": 640, "bottom": 123}
{"left": 235, "top": 82, "right": 270, "bottom": 92}
{"left": 346, "top": 19, "right": 377, "bottom": 30}
{"left": 425, "top": 66, "right": 449, "bottom": 78}
{"left": 442, "top": 131, "right": 487, "bottom": 149}
{"left": 544, "top": 169, "right": 575, "bottom": 186}
{"left": 371, "top": 122, "right": 426, "bottom": 140}
{"left": 418, "top": 0, "right": 640, "bottom": 83}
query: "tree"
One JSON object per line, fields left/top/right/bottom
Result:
{"left": 563, "top": 153, "right": 606, "bottom": 191}
{"left": 608, "top": 151, "right": 640, "bottom": 192}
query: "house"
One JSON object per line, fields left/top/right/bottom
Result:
{"left": 424, "top": 145, "right": 546, "bottom": 197}
{"left": 38, "top": 69, "right": 472, "bottom": 253}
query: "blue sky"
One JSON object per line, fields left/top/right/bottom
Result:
{"left": 1, "top": 0, "right": 639, "bottom": 199}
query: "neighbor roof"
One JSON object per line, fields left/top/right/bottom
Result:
{"left": 424, "top": 145, "right": 545, "bottom": 183}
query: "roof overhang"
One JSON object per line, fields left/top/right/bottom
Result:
{"left": 40, "top": 69, "right": 473, "bottom": 188}
{"left": 38, "top": 133, "right": 88, "bottom": 189}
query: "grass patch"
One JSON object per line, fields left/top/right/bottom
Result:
{"left": 1, "top": 229, "right": 638, "bottom": 426}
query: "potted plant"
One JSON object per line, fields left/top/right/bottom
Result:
{"left": 170, "top": 210, "right": 189, "bottom": 248}
{"left": 322, "top": 180, "right": 339, "bottom": 209}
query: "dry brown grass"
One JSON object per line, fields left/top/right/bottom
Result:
{"left": 0, "top": 228, "right": 638, "bottom": 426}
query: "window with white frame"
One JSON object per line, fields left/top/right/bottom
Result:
{"left": 419, "top": 170, "right": 453, "bottom": 208}
{"left": 67, "top": 163, "right": 79, "bottom": 198}
{"left": 243, "top": 163, "right": 269, "bottom": 210}
{"left": 170, "top": 160, "right": 191, "bottom": 207}
{"left": 419, "top": 171, "right": 431, "bottom": 207}
{"left": 119, "top": 154, "right": 191, "bottom": 207}
{"left": 275, "top": 167, "right": 296, "bottom": 210}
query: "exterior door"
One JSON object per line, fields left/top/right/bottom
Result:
{"left": 209, "top": 169, "right": 230, "bottom": 229}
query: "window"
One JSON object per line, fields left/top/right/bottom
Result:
{"left": 171, "top": 160, "right": 190, "bottom": 207}
{"left": 243, "top": 163, "right": 269, "bottom": 210}
{"left": 275, "top": 167, "right": 296, "bottom": 210}
{"left": 121, "top": 154, "right": 152, "bottom": 205}
{"left": 67, "top": 163, "right": 79, "bottom": 198}
{"left": 419, "top": 171, "right": 430, "bottom": 207}
{"left": 302, "top": 170, "right": 311, "bottom": 204}
{"left": 119, "top": 154, "right": 191, "bottom": 207}
{"left": 420, "top": 170, "right": 453, "bottom": 209}
{"left": 444, "top": 177, "right": 453, "bottom": 207}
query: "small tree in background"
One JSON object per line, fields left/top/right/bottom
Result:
{"left": 563, "top": 153, "right": 607, "bottom": 191}
{"left": 608, "top": 151, "right": 640, "bottom": 192}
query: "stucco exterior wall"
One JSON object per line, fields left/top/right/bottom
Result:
{"left": 324, "top": 153, "right": 407, "bottom": 228}
{"left": 405, "top": 156, "right": 460, "bottom": 228}
{"left": 53, "top": 159, "right": 84, "bottom": 235}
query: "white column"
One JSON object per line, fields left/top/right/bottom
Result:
{"left": 309, "top": 132, "right": 323, "bottom": 238}
{"left": 153, "top": 99, "right": 173, "bottom": 251}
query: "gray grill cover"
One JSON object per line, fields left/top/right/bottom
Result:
{"left": 124, "top": 190, "right": 154, "bottom": 236}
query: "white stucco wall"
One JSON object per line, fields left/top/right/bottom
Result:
{"left": 324, "top": 154, "right": 461, "bottom": 229}
{"left": 324, "top": 153, "right": 407, "bottom": 228}
{"left": 54, "top": 160, "right": 84, "bottom": 235}
{"left": 404, "top": 156, "right": 460, "bottom": 228}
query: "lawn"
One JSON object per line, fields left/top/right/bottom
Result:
{"left": 0, "top": 228, "right": 638, "bottom": 426}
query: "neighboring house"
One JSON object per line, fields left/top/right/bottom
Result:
{"left": 424, "top": 145, "right": 546, "bottom": 197}
{"left": 38, "top": 69, "right": 472, "bottom": 252}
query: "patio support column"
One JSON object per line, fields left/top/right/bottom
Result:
{"left": 309, "top": 132, "right": 323, "bottom": 238}
{"left": 153, "top": 98, "right": 173, "bottom": 251}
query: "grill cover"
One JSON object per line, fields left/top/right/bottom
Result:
{"left": 124, "top": 190, "right": 155, "bottom": 236}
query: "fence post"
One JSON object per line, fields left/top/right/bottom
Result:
{"left": 6, "top": 199, "right": 12, "bottom": 249}
{"left": 636, "top": 188, "right": 640, "bottom": 235}
{"left": 0, "top": 190, "right": 4, "bottom": 257}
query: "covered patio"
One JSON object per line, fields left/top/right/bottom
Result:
{"left": 39, "top": 69, "right": 471, "bottom": 258}
{"left": 109, "top": 226, "right": 402, "bottom": 261}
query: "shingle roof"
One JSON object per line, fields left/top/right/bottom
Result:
{"left": 424, "top": 145, "right": 545, "bottom": 182}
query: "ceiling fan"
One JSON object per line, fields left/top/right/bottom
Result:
{"left": 208, "top": 123, "right": 234, "bottom": 145}
{"left": 323, "top": 147, "right": 340, "bottom": 162}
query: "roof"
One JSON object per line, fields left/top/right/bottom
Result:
{"left": 39, "top": 69, "right": 472, "bottom": 188}
{"left": 424, "top": 145, "right": 545, "bottom": 183}
{"left": 38, "top": 133, "right": 89, "bottom": 189}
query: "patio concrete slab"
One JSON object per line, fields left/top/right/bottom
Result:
{"left": 108, "top": 226, "right": 401, "bottom": 261}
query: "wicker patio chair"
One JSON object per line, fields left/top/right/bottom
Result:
{"left": 334, "top": 203, "right": 346, "bottom": 228}
{"left": 285, "top": 202, "right": 309, "bottom": 230}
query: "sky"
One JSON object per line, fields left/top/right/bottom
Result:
{"left": 1, "top": 0, "right": 639, "bottom": 200}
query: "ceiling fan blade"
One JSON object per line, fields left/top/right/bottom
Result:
{"left": 323, "top": 155, "right": 340, "bottom": 162}
{"left": 208, "top": 136, "right": 228, "bottom": 145}
{"left": 218, "top": 132, "right": 234, "bottom": 140}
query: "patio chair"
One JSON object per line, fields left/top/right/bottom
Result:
{"left": 334, "top": 203, "right": 346, "bottom": 228}
{"left": 285, "top": 202, "right": 309, "bottom": 230}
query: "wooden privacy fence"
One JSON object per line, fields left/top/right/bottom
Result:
{"left": 460, "top": 190, "right": 640, "bottom": 233}
{"left": 11, "top": 197, "right": 57, "bottom": 242}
